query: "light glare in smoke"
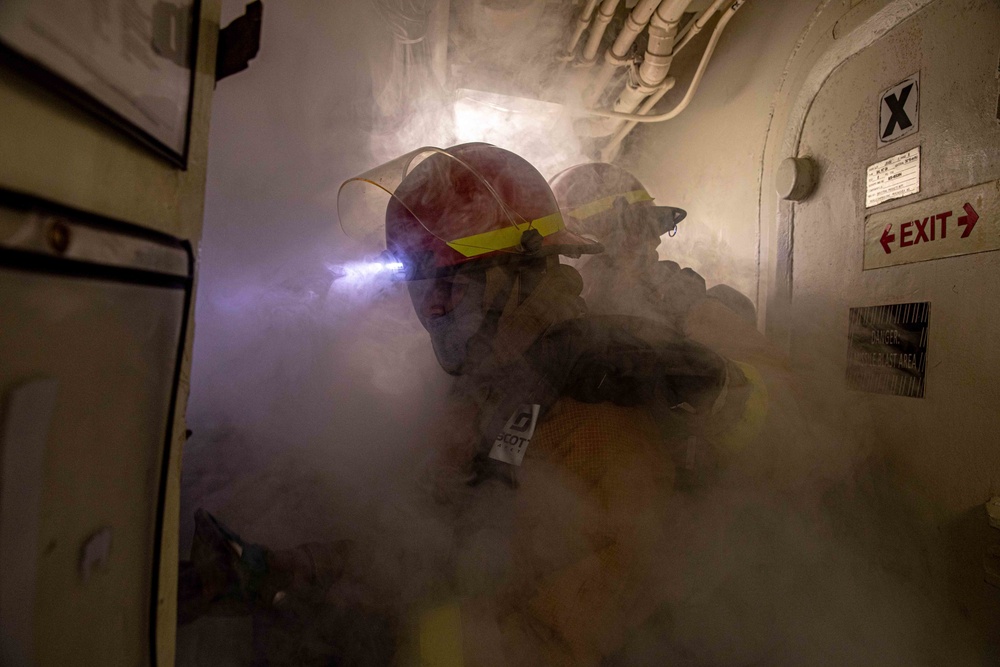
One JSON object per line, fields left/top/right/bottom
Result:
{"left": 452, "top": 88, "right": 584, "bottom": 177}
{"left": 328, "top": 259, "right": 406, "bottom": 287}
{"left": 453, "top": 89, "right": 564, "bottom": 139}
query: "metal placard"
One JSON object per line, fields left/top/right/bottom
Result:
{"left": 846, "top": 302, "right": 930, "bottom": 398}
{"left": 878, "top": 72, "right": 919, "bottom": 146}
{"left": 866, "top": 147, "right": 920, "bottom": 208}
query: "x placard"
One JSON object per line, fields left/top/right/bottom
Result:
{"left": 879, "top": 74, "right": 920, "bottom": 146}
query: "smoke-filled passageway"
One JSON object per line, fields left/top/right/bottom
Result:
{"left": 174, "top": 0, "right": 1000, "bottom": 665}
{"left": 3, "top": 0, "right": 999, "bottom": 664}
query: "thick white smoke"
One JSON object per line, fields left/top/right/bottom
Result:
{"left": 177, "top": 1, "right": 985, "bottom": 664}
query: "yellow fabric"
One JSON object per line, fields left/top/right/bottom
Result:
{"left": 530, "top": 399, "right": 669, "bottom": 504}
{"left": 421, "top": 370, "right": 771, "bottom": 665}
{"left": 683, "top": 297, "right": 782, "bottom": 367}
{"left": 420, "top": 294, "right": 775, "bottom": 665}
{"left": 417, "top": 398, "right": 673, "bottom": 667}
{"left": 419, "top": 602, "right": 465, "bottom": 667}
{"left": 507, "top": 399, "right": 673, "bottom": 666}
{"left": 710, "top": 361, "right": 769, "bottom": 457}
{"left": 446, "top": 212, "right": 564, "bottom": 257}
{"left": 682, "top": 298, "right": 780, "bottom": 460}
{"left": 566, "top": 189, "right": 653, "bottom": 221}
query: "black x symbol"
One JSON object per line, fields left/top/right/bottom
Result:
{"left": 882, "top": 84, "right": 914, "bottom": 139}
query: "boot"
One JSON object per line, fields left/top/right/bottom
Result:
{"left": 177, "top": 508, "right": 271, "bottom": 623}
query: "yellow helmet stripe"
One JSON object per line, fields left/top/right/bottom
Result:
{"left": 446, "top": 212, "right": 564, "bottom": 258}
{"left": 567, "top": 189, "right": 653, "bottom": 221}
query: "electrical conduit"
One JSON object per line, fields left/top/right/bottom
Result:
{"left": 583, "top": 0, "right": 666, "bottom": 104}
{"left": 613, "top": 0, "right": 695, "bottom": 114}
{"left": 674, "top": 0, "right": 732, "bottom": 54}
{"left": 580, "top": 0, "right": 622, "bottom": 66}
{"left": 588, "top": 0, "right": 749, "bottom": 125}
{"left": 562, "top": 0, "right": 600, "bottom": 61}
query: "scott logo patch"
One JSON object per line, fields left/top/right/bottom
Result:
{"left": 488, "top": 404, "right": 540, "bottom": 466}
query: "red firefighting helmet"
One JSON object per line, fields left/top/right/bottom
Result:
{"left": 548, "top": 162, "right": 687, "bottom": 240}
{"left": 338, "top": 144, "right": 602, "bottom": 280}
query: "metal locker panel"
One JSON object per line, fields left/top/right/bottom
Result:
{"left": 0, "top": 191, "right": 192, "bottom": 665}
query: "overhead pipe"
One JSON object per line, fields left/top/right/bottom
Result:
{"left": 579, "top": 0, "right": 622, "bottom": 66}
{"left": 584, "top": 0, "right": 748, "bottom": 126}
{"left": 609, "top": 0, "right": 668, "bottom": 64}
{"left": 560, "top": 0, "right": 600, "bottom": 61}
{"left": 674, "top": 0, "right": 731, "bottom": 53}
{"left": 584, "top": 0, "right": 731, "bottom": 106}
{"left": 598, "top": 79, "right": 675, "bottom": 162}
{"left": 672, "top": 5, "right": 701, "bottom": 44}
{"left": 612, "top": 0, "right": 696, "bottom": 115}
{"left": 597, "top": 0, "right": 731, "bottom": 160}
{"left": 583, "top": 0, "right": 665, "bottom": 104}
{"left": 427, "top": 0, "right": 451, "bottom": 86}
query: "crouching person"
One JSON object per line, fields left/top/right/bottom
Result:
{"left": 180, "top": 144, "right": 761, "bottom": 665}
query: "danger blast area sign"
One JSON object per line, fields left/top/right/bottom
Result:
{"left": 846, "top": 302, "right": 930, "bottom": 399}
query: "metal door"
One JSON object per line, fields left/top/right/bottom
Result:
{"left": 787, "top": 0, "right": 1000, "bottom": 639}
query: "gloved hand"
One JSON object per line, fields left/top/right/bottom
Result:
{"left": 650, "top": 261, "right": 707, "bottom": 328}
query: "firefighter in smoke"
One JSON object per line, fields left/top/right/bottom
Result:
{"left": 548, "top": 162, "right": 769, "bottom": 362}
{"left": 179, "top": 143, "right": 766, "bottom": 665}
{"left": 549, "top": 161, "right": 782, "bottom": 477}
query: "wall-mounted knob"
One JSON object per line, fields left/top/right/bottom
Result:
{"left": 776, "top": 156, "right": 818, "bottom": 201}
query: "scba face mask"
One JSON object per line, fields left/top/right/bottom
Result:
{"left": 408, "top": 271, "right": 488, "bottom": 375}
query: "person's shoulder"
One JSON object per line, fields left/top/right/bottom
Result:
{"left": 684, "top": 298, "right": 785, "bottom": 367}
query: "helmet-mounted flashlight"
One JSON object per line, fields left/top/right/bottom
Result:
{"left": 327, "top": 250, "right": 408, "bottom": 285}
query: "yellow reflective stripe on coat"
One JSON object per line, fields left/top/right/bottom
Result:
{"left": 419, "top": 602, "right": 464, "bottom": 667}
{"left": 567, "top": 189, "right": 653, "bottom": 221}
{"left": 446, "top": 212, "right": 564, "bottom": 258}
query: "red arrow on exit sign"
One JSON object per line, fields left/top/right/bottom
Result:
{"left": 957, "top": 203, "right": 979, "bottom": 238}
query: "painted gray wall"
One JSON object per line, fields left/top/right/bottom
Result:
{"left": 790, "top": 0, "right": 1000, "bottom": 639}
{"left": 625, "top": 0, "right": 1000, "bottom": 642}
